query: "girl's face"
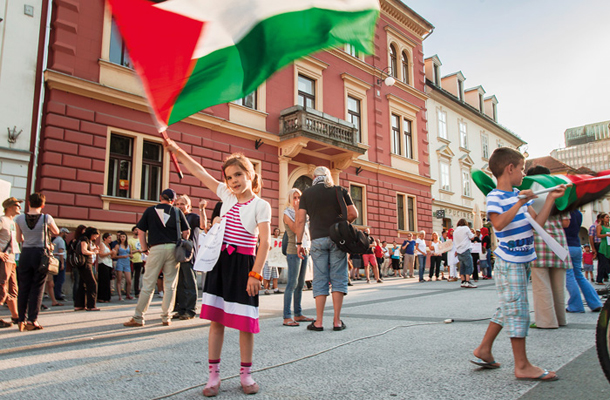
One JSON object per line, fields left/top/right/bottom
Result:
{"left": 120, "top": 234, "right": 127, "bottom": 243}
{"left": 432, "top": 233, "right": 438, "bottom": 241}
{"left": 225, "top": 165, "right": 252, "bottom": 195}
{"left": 292, "top": 191, "right": 301, "bottom": 208}
{"left": 418, "top": 232, "right": 425, "bottom": 239}
{"left": 104, "top": 236, "right": 112, "bottom": 244}
{"left": 273, "top": 228, "right": 280, "bottom": 237}
{"left": 604, "top": 215, "right": 610, "bottom": 225}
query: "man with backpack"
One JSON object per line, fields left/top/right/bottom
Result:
{"left": 295, "top": 166, "right": 358, "bottom": 332}
{"left": 124, "top": 188, "right": 190, "bottom": 327}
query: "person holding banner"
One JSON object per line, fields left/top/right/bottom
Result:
{"left": 165, "top": 139, "right": 271, "bottom": 396}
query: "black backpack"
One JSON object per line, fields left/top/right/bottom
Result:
{"left": 68, "top": 238, "right": 86, "bottom": 268}
{"left": 328, "top": 187, "right": 369, "bottom": 255}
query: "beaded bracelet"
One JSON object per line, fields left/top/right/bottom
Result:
{"left": 248, "top": 271, "right": 263, "bottom": 281}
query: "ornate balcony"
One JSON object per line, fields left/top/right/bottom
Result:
{"left": 279, "top": 106, "right": 366, "bottom": 155}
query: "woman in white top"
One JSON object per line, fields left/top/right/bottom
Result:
{"left": 97, "top": 233, "right": 114, "bottom": 303}
{"left": 428, "top": 232, "right": 443, "bottom": 281}
{"left": 415, "top": 231, "right": 428, "bottom": 282}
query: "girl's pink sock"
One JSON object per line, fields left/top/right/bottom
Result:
{"left": 205, "top": 359, "right": 221, "bottom": 388}
{"left": 240, "top": 362, "right": 255, "bottom": 386}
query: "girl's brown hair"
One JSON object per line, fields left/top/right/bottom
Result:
{"left": 222, "top": 153, "right": 262, "bottom": 194}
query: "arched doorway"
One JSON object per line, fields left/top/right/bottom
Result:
{"left": 293, "top": 175, "right": 312, "bottom": 193}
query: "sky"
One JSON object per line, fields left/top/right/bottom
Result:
{"left": 403, "top": 0, "right": 610, "bottom": 158}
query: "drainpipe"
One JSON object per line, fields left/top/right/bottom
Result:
{"left": 29, "top": 0, "right": 53, "bottom": 194}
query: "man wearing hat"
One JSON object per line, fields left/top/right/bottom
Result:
{"left": 124, "top": 188, "right": 190, "bottom": 327}
{"left": 52, "top": 227, "right": 70, "bottom": 300}
{"left": 0, "top": 197, "right": 22, "bottom": 327}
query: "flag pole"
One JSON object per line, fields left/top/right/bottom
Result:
{"left": 160, "top": 130, "right": 184, "bottom": 180}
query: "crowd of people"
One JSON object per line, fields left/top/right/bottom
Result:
{"left": 1, "top": 143, "right": 608, "bottom": 393}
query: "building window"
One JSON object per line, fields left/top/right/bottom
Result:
{"left": 345, "top": 43, "right": 357, "bottom": 57}
{"left": 479, "top": 94, "right": 484, "bottom": 112}
{"left": 437, "top": 110, "right": 447, "bottom": 139}
{"left": 401, "top": 51, "right": 409, "bottom": 84}
{"left": 109, "top": 20, "right": 131, "bottom": 68}
{"left": 397, "top": 193, "right": 415, "bottom": 231}
{"left": 107, "top": 135, "right": 133, "bottom": 198}
{"left": 391, "top": 114, "right": 401, "bottom": 155}
{"left": 459, "top": 121, "right": 468, "bottom": 149}
{"left": 350, "top": 185, "right": 364, "bottom": 226}
{"left": 497, "top": 139, "right": 504, "bottom": 148}
{"left": 347, "top": 96, "right": 361, "bottom": 143}
{"left": 458, "top": 79, "right": 464, "bottom": 101}
{"left": 140, "top": 141, "right": 163, "bottom": 201}
{"left": 462, "top": 169, "right": 471, "bottom": 197}
{"left": 234, "top": 90, "right": 257, "bottom": 109}
{"left": 433, "top": 64, "right": 440, "bottom": 86}
{"left": 481, "top": 134, "right": 489, "bottom": 159}
{"left": 403, "top": 118, "right": 413, "bottom": 159}
{"left": 389, "top": 44, "right": 398, "bottom": 78}
{"left": 440, "top": 161, "right": 450, "bottom": 191}
{"left": 298, "top": 74, "right": 315, "bottom": 109}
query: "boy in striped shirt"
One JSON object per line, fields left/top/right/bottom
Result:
{"left": 470, "top": 147, "right": 565, "bottom": 381}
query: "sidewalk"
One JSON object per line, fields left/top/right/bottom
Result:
{"left": 1, "top": 276, "right": 607, "bottom": 399}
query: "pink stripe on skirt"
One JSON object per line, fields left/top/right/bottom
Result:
{"left": 200, "top": 305, "right": 260, "bottom": 334}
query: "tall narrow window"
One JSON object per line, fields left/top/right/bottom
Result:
{"left": 391, "top": 114, "right": 401, "bottom": 155}
{"left": 298, "top": 75, "right": 315, "bottom": 109}
{"left": 479, "top": 94, "right": 484, "bottom": 112}
{"left": 235, "top": 90, "right": 257, "bottom": 109}
{"left": 109, "top": 20, "right": 131, "bottom": 68}
{"left": 458, "top": 79, "right": 464, "bottom": 101}
{"left": 397, "top": 194, "right": 405, "bottom": 231}
{"left": 440, "top": 161, "right": 450, "bottom": 191}
{"left": 433, "top": 64, "right": 440, "bottom": 85}
{"left": 350, "top": 185, "right": 364, "bottom": 226}
{"left": 389, "top": 44, "right": 398, "bottom": 78}
{"left": 481, "top": 134, "right": 489, "bottom": 159}
{"left": 459, "top": 121, "right": 468, "bottom": 149}
{"left": 140, "top": 141, "right": 163, "bottom": 201}
{"left": 407, "top": 196, "right": 415, "bottom": 231}
{"left": 347, "top": 96, "right": 362, "bottom": 143}
{"left": 403, "top": 118, "right": 413, "bottom": 159}
{"left": 462, "top": 169, "right": 471, "bottom": 197}
{"left": 107, "top": 135, "right": 133, "bottom": 198}
{"left": 345, "top": 43, "right": 357, "bottom": 57}
{"left": 401, "top": 51, "right": 409, "bottom": 84}
{"left": 437, "top": 110, "right": 447, "bottom": 139}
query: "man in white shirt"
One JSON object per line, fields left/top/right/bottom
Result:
{"left": 453, "top": 219, "right": 476, "bottom": 288}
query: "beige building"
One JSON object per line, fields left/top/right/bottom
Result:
{"left": 424, "top": 55, "right": 526, "bottom": 233}
{"left": 551, "top": 121, "right": 610, "bottom": 173}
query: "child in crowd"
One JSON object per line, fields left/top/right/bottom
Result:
{"left": 471, "top": 147, "right": 565, "bottom": 381}
{"left": 165, "top": 139, "right": 271, "bottom": 396}
{"left": 583, "top": 244, "right": 595, "bottom": 282}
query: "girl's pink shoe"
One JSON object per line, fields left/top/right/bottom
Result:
{"left": 241, "top": 382, "right": 259, "bottom": 395}
{"left": 202, "top": 382, "right": 220, "bottom": 397}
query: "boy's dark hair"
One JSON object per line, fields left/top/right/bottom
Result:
{"left": 29, "top": 192, "right": 46, "bottom": 208}
{"left": 457, "top": 218, "right": 468, "bottom": 227}
{"left": 526, "top": 165, "right": 550, "bottom": 176}
{"left": 488, "top": 147, "right": 525, "bottom": 178}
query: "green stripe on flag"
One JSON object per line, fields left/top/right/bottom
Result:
{"left": 168, "top": 8, "right": 378, "bottom": 125}
{"left": 519, "top": 175, "right": 574, "bottom": 211}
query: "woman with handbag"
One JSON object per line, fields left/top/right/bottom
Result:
{"left": 14, "top": 193, "right": 60, "bottom": 331}
{"left": 74, "top": 227, "right": 100, "bottom": 311}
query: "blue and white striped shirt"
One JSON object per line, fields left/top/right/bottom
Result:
{"left": 486, "top": 188, "right": 536, "bottom": 263}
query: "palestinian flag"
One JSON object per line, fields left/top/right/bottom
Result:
{"left": 107, "top": 0, "right": 380, "bottom": 130}
{"left": 472, "top": 169, "right": 610, "bottom": 215}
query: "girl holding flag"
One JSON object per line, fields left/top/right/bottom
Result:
{"left": 164, "top": 138, "right": 271, "bottom": 397}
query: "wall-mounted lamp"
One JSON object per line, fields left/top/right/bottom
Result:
{"left": 7, "top": 126, "right": 22, "bottom": 144}
{"left": 376, "top": 66, "right": 395, "bottom": 87}
{"left": 355, "top": 166, "right": 363, "bottom": 175}
{"left": 254, "top": 138, "right": 263, "bottom": 150}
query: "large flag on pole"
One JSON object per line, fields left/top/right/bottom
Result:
{"left": 107, "top": 0, "right": 380, "bottom": 130}
{"left": 472, "top": 169, "right": 610, "bottom": 215}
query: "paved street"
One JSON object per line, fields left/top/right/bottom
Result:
{"left": 1, "top": 276, "right": 608, "bottom": 399}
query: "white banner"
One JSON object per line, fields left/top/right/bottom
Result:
{"left": 193, "top": 218, "right": 226, "bottom": 272}
{"left": 524, "top": 212, "right": 568, "bottom": 261}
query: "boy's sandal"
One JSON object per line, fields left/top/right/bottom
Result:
{"left": 470, "top": 357, "right": 500, "bottom": 369}
{"left": 516, "top": 369, "right": 558, "bottom": 381}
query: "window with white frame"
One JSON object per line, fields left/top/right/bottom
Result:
{"left": 391, "top": 114, "right": 401, "bottom": 155}
{"left": 345, "top": 43, "right": 357, "bottom": 57}
{"left": 401, "top": 51, "right": 409, "bottom": 84}
{"left": 234, "top": 90, "right": 257, "bottom": 109}
{"left": 109, "top": 20, "right": 131, "bottom": 68}
{"left": 350, "top": 184, "right": 364, "bottom": 226}
{"left": 440, "top": 161, "right": 451, "bottom": 191}
{"left": 298, "top": 74, "right": 315, "bottom": 109}
{"left": 389, "top": 44, "right": 398, "bottom": 78}
{"left": 481, "top": 133, "right": 489, "bottom": 159}
{"left": 397, "top": 193, "right": 416, "bottom": 231}
{"left": 347, "top": 96, "right": 362, "bottom": 143}
{"left": 403, "top": 118, "right": 413, "bottom": 159}
{"left": 459, "top": 121, "right": 468, "bottom": 149}
{"left": 462, "top": 169, "right": 471, "bottom": 197}
{"left": 437, "top": 110, "right": 447, "bottom": 139}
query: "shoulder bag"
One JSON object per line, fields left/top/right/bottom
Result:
{"left": 328, "top": 187, "right": 369, "bottom": 255}
{"left": 40, "top": 214, "right": 60, "bottom": 275}
{"left": 174, "top": 208, "right": 194, "bottom": 262}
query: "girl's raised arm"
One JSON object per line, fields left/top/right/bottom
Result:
{"left": 164, "top": 138, "right": 221, "bottom": 194}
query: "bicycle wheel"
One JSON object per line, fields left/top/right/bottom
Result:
{"left": 596, "top": 296, "right": 610, "bottom": 383}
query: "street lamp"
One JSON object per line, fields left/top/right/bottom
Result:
{"left": 376, "top": 66, "right": 395, "bottom": 87}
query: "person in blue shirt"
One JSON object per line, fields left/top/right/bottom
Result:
{"left": 401, "top": 233, "right": 416, "bottom": 278}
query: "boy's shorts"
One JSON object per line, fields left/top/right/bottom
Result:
{"left": 583, "top": 263, "right": 594, "bottom": 272}
{"left": 490, "top": 258, "right": 530, "bottom": 338}
{"left": 262, "top": 262, "right": 279, "bottom": 280}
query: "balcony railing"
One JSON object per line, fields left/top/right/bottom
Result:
{"left": 279, "top": 106, "right": 365, "bottom": 154}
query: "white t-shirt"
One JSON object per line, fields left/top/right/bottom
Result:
{"left": 453, "top": 226, "right": 474, "bottom": 254}
{"left": 415, "top": 238, "right": 428, "bottom": 255}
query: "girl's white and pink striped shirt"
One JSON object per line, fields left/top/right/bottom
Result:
{"left": 223, "top": 198, "right": 257, "bottom": 250}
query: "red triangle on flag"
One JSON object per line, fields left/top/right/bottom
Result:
{"left": 107, "top": 0, "right": 205, "bottom": 127}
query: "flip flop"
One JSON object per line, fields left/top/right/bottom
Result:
{"left": 283, "top": 320, "right": 300, "bottom": 327}
{"left": 294, "top": 316, "right": 314, "bottom": 322}
{"left": 470, "top": 357, "right": 500, "bottom": 369}
{"left": 516, "top": 369, "right": 558, "bottom": 381}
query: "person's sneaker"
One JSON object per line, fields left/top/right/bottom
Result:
{"left": 264, "top": 289, "right": 270, "bottom": 295}
{"left": 157, "top": 291, "right": 164, "bottom": 298}
{"left": 460, "top": 282, "right": 466, "bottom": 287}
{"left": 273, "top": 289, "right": 283, "bottom": 294}
{"left": 123, "top": 318, "right": 144, "bottom": 327}
{"left": 465, "top": 281, "right": 477, "bottom": 288}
